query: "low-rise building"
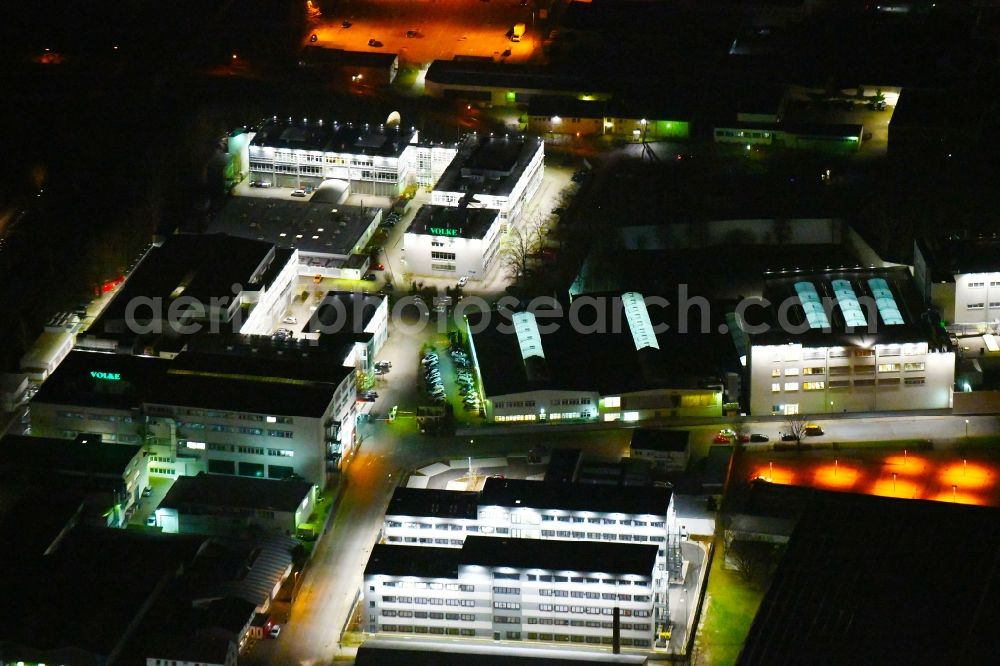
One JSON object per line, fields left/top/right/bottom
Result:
{"left": 156, "top": 472, "right": 315, "bottom": 538}
{"left": 0, "top": 433, "right": 148, "bottom": 519}
{"left": 744, "top": 267, "right": 955, "bottom": 415}
{"left": 424, "top": 60, "right": 611, "bottom": 106}
{"left": 145, "top": 635, "right": 237, "bottom": 666}
{"left": 298, "top": 46, "right": 399, "bottom": 87}
{"left": 304, "top": 291, "right": 390, "bottom": 367}
{"left": 363, "top": 536, "right": 658, "bottom": 648}
{"left": 403, "top": 204, "right": 503, "bottom": 280}
{"left": 914, "top": 235, "right": 1000, "bottom": 332}
{"left": 466, "top": 293, "right": 733, "bottom": 424}
{"left": 629, "top": 429, "right": 690, "bottom": 472}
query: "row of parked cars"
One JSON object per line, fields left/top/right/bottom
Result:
{"left": 451, "top": 348, "right": 479, "bottom": 412}
{"left": 423, "top": 350, "right": 446, "bottom": 403}
{"left": 714, "top": 423, "right": 825, "bottom": 444}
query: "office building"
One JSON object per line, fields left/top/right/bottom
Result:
{"left": 744, "top": 267, "right": 955, "bottom": 415}
{"left": 247, "top": 117, "right": 456, "bottom": 195}
{"left": 914, "top": 235, "right": 1000, "bottom": 332}
{"left": 363, "top": 536, "right": 658, "bottom": 648}
{"left": 403, "top": 204, "right": 503, "bottom": 279}
{"left": 28, "top": 346, "right": 358, "bottom": 485}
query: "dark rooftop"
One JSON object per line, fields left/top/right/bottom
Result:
{"left": 748, "top": 266, "right": 944, "bottom": 348}
{"left": 460, "top": 536, "right": 658, "bottom": 577}
{"left": 365, "top": 543, "right": 461, "bottom": 578}
{"left": 434, "top": 135, "right": 543, "bottom": 198}
{"left": 916, "top": 235, "right": 1000, "bottom": 282}
{"left": 426, "top": 60, "right": 607, "bottom": 95}
{"left": 738, "top": 488, "right": 1000, "bottom": 665}
{"left": 467, "top": 295, "right": 737, "bottom": 397}
{"left": 544, "top": 448, "right": 583, "bottom": 484}
{"left": 527, "top": 96, "right": 606, "bottom": 120}
{"left": 305, "top": 291, "right": 385, "bottom": 338}
{"left": 90, "top": 234, "right": 276, "bottom": 336}
{"left": 479, "top": 478, "right": 671, "bottom": 516}
{"left": 159, "top": 472, "right": 313, "bottom": 513}
{"left": 208, "top": 197, "right": 380, "bottom": 258}
{"left": 34, "top": 349, "right": 340, "bottom": 418}
{"left": 298, "top": 45, "right": 399, "bottom": 69}
{"left": 407, "top": 204, "right": 500, "bottom": 240}
{"left": 146, "top": 635, "right": 233, "bottom": 664}
{"left": 356, "top": 643, "right": 647, "bottom": 665}
{"left": 250, "top": 117, "right": 416, "bottom": 158}
{"left": 630, "top": 429, "right": 690, "bottom": 454}
{"left": 0, "top": 434, "right": 141, "bottom": 476}
{"left": 386, "top": 487, "right": 479, "bottom": 520}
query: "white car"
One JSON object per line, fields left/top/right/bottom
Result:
{"left": 269, "top": 624, "right": 282, "bottom": 638}
{"left": 457, "top": 276, "right": 469, "bottom": 287}
{"left": 283, "top": 316, "right": 298, "bottom": 324}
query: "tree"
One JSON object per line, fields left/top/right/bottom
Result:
{"left": 784, "top": 413, "right": 808, "bottom": 449}
{"left": 500, "top": 216, "right": 544, "bottom": 282}
{"left": 729, "top": 539, "right": 781, "bottom": 588}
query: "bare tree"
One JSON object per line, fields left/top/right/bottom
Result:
{"left": 729, "top": 540, "right": 780, "bottom": 588}
{"left": 501, "top": 216, "right": 544, "bottom": 282}
{"left": 784, "top": 413, "right": 808, "bottom": 449}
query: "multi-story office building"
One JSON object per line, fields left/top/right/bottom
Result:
{"left": 745, "top": 267, "right": 955, "bottom": 415}
{"left": 382, "top": 478, "right": 678, "bottom": 630}
{"left": 914, "top": 236, "right": 1000, "bottom": 331}
{"left": 466, "top": 293, "right": 735, "bottom": 424}
{"left": 28, "top": 346, "right": 359, "bottom": 485}
{"left": 402, "top": 205, "right": 503, "bottom": 280}
{"left": 246, "top": 117, "right": 457, "bottom": 196}
{"left": 429, "top": 134, "right": 544, "bottom": 227}
{"left": 304, "top": 291, "right": 390, "bottom": 370}
{"left": 363, "top": 536, "right": 658, "bottom": 648}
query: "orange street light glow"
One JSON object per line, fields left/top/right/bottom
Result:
{"left": 752, "top": 464, "right": 795, "bottom": 485}
{"left": 938, "top": 462, "right": 993, "bottom": 489}
{"left": 813, "top": 463, "right": 859, "bottom": 490}
{"left": 883, "top": 454, "right": 929, "bottom": 474}
{"left": 928, "top": 489, "right": 984, "bottom": 505}
{"left": 870, "top": 476, "right": 920, "bottom": 499}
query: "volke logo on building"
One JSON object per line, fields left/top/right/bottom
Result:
{"left": 90, "top": 371, "right": 121, "bottom": 381}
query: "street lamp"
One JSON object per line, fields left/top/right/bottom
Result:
{"left": 965, "top": 419, "right": 970, "bottom": 439}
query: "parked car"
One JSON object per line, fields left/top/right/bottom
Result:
{"left": 739, "top": 433, "right": 769, "bottom": 443}
{"left": 146, "top": 515, "right": 157, "bottom": 526}
{"left": 342, "top": 20, "right": 352, "bottom": 28}
{"left": 142, "top": 486, "right": 153, "bottom": 497}
{"left": 370, "top": 263, "right": 385, "bottom": 271}
{"left": 781, "top": 433, "right": 798, "bottom": 442}
{"left": 367, "top": 39, "right": 383, "bottom": 47}
{"left": 269, "top": 625, "right": 282, "bottom": 639}
{"left": 283, "top": 316, "right": 298, "bottom": 324}
{"left": 309, "top": 33, "right": 318, "bottom": 43}
{"left": 805, "top": 423, "right": 825, "bottom": 436}
{"left": 406, "top": 30, "right": 419, "bottom": 38}
{"left": 363, "top": 273, "right": 377, "bottom": 281}
{"left": 713, "top": 433, "right": 732, "bottom": 444}
{"left": 291, "top": 188, "right": 307, "bottom": 197}
{"left": 457, "top": 276, "right": 469, "bottom": 287}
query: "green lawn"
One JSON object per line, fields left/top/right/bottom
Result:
{"left": 694, "top": 543, "right": 766, "bottom": 666}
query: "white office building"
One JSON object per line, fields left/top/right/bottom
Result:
{"left": 744, "top": 267, "right": 955, "bottom": 416}
{"left": 246, "top": 117, "right": 457, "bottom": 196}
{"left": 402, "top": 205, "right": 503, "bottom": 279}
{"left": 28, "top": 346, "right": 361, "bottom": 485}
{"left": 382, "top": 478, "right": 678, "bottom": 633}
{"left": 914, "top": 236, "right": 1000, "bottom": 332}
{"left": 363, "top": 536, "right": 658, "bottom": 648}
{"left": 429, "top": 135, "right": 544, "bottom": 227}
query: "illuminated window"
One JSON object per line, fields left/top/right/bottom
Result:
{"left": 784, "top": 368, "right": 799, "bottom": 376}
{"left": 802, "top": 367, "right": 824, "bottom": 375}
{"left": 904, "top": 362, "right": 925, "bottom": 371}
{"left": 772, "top": 383, "right": 781, "bottom": 392}
{"left": 623, "top": 412, "right": 640, "bottom": 422}
{"left": 968, "top": 303, "right": 985, "bottom": 310}
{"left": 771, "top": 368, "right": 780, "bottom": 377}
{"left": 603, "top": 396, "right": 621, "bottom": 409}
{"left": 803, "top": 382, "right": 825, "bottom": 391}
{"left": 784, "top": 382, "right": 799, "bottom": 391}
{"left": 877, "top": 364, "right": 900, "bottom": 372}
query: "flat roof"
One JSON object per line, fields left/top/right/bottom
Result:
{"left": 209, "top": 197, "right": 379, "bottom": 258}
{"left": 159, "top": 472, "right": 312, "bottom": 513}
{"left": 366, "top": 538, "right": 659, "bottom": 579}
{"left": 356, "top": 642, "right": 648, "bottom": 665}
{"left": 434, "top": 135, "right": 542, "bottom": 199}
{"left": 467, "top": 296, "right": 736, "bottom": 397}
{"left": 630, "top": 429, "right": 690, "bottom": 454}
{"left": 90, "top": 234, "right": 276, "bottom": 336}
{"left": 407, "top": 204, "right": 499, "bottom": 240}
{"left": 0, "top": 434, "right": 141, "bottom": 475}
{"left": 527, "top": 96, "right": 606, "bottom": 120}
{"left": 544, "top": 448, "right": 582, "bottom": 484}
{"left": 738, "top": 489, "right": 1000, "bottom": 665}
{"left": 386, "top": 487, "right": 479, "bottom": 520}
{"left": 747, "top": 266, "right": 945, "bottom": 348}
{"left": 479, "top": 478, "right": 670, "bottom": 517}
{"left": 305, "top": 291, "right": 384, "bottom": 337}
{"left": 299, "top": 45, "right": 399, "bottom": 69}
{"left": 460, "top": 536, "right": 658, "bottom": 577}
{"left": 916, "top": 235, "right": 1000, "bottom": 281}
{"left": 179, "top": 335, "right": 355, "bottom": 387}
{"left": 250, "top": 117, "right": 416, "bottom": 158}
{"left": 34, "top": 350, "right": 340, "bottom": 418}
{"left": 426, "top": 60, "right": 606, "bottom": 94}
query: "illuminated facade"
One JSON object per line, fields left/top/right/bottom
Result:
{"left": 246, "top": 117, "right": 457, "bottom": 196}
{"left": 745, "top": 268, "right": 955, "bottom": 416}
{"left": 363, "top": 537, "right": 658, "bottom": 648}
{"left": 914, "top": 237, "right": 1000, "bottom": 331}
{"left": 403, "top": 205, "right": 503, "bottom": 279}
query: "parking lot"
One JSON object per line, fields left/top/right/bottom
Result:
{"left": 309, "top": 0, "right": 541, "bottom": 66}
